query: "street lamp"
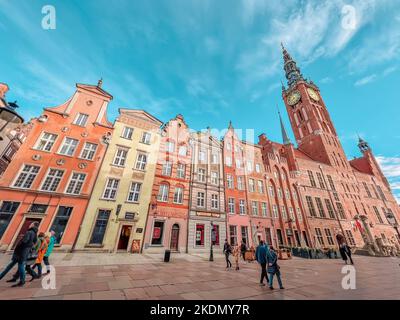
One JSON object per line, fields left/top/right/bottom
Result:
{"left": 386, "top": 213, "right": 400, "bottom": 239}
{"left": 210, "top": 221, "right": 215, "bottom": 262}
{"left": 0, "top": 101, "right": 24, "bottom": 133}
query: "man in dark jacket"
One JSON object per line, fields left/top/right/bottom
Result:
{"left": 0, "top": 222, "right": 39, "bottom": 287}
{"left": 255, "top": 240, "right": 269, "bottom": 286}
{"left": 240, "top": 240, "right": 247, "bottom": 261}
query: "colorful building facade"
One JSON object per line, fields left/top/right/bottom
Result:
{"left": 142, "top": 115, "right": 192, "bottom": 253}
{"left": 187, "top": 129, "right": 226, "bottom": 253}
{"left": 74, "top": 109, "right": 162, "bottom": 253}
{"left": 0, "top": 81, "right": 113, "bottom": 251}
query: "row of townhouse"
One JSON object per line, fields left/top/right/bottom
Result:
{"left": 1, "top": 46, "right": 399, "bottom": 255}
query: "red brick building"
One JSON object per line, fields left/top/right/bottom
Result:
{"left": 254, "top": 45, "right": 400, "bottom": 254}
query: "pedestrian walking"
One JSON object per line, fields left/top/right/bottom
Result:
{"left": 255, "top": 240, "right": 269, "bottom": 286}
{"left": 267, "top": 246, "right": 284, "bottom": 290}
{"left": 30, "top": 232, "right": 49, "bottom": 279}
{"left": 43, "top": 230, "right": 56, "bottom": 273}
{"left": 336, "top": 233, "right": 354, "bottom": 265}
{"left": 0, "top": 222, "right": 39, "bottom": 287}
{"left": 223, "top": 239, "right": 232, "bottom": 269}
{"left": 240, "top": 240, "right": 247, "bottom": 261}
{"left": 233, "top": 245, "right": 240, "bottom": 270}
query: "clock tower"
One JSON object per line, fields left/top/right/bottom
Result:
{"left": 281, "top": 44, "right": 349, "bottom": 169}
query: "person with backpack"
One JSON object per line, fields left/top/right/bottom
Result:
{"left": 30, "top": 232, "right": 49, "bottom": 279}
{"left": 0, "top": 222, "right": 39, "bottom": 287}
{"left": 267, "top": 246, "right": 284, "bottom": 290}
{"left": 223, "top": 239, "right": 232, "bottom": 269}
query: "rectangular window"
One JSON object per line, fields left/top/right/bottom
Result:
{"left": 0, "top": 201, "right": 20, "bottom": 239}
{"left": 140, "top": 132, "right": 151, "bottom": 144}
{"left": 246, "top": 161, "right": 253, "bottom": 172}
{"left": 316, "top": 172, "right": 325, "bottom": 189}
{"left": 80, "top": 142, "right": 97, "bottom": 160}
{"left": 269, "top": 185, "right": 275, "bottom": 197}
{"left": 272, "top": 205, "right": 279, "bottom": 218}
{"left": 212, "top": 224, "right": 220, "bottom": 245}
{"left": 325, "top": 199, "right": 335, "bottom": 219}
{"left": 297, "top": 207, "right": 303, "bottom": 221}
{"left": 50, "top": 206, "right": 73, "bottom": 244}
{"left": 113, "top": 148, "right": 128, "bottom": 166}
{"left": 102, "top": 178, "right": 120, "bottom": 200}
{"left": 66, "top": 172, "right": 86, "bottom": 195}
{"left": 315, "top": 197, "right": 326, "bottom": 218}
{"left": 173, "top": 187, "right": 184, "bottom": 204}
{"left": 289, "top": 207, "right": 295, "bottom": 220}
{"left": 166, "top": 141, "right": 175, "bottom": 153}
{"left": 211, "top": 194, "right": 219, "bottom": 209}
{"left": 196, "top": 224, "right": 205, "bottom": 246}
{"left": 41, "top": 169, "right": 64, "bottom": 192}
{"left": 306, "top": 196, "right": 317, "bottom": 217}
{"left": 363, "top": 182, "right": 372, "bottom": 198}
{"left": 35, "top": 132, "right": 57, "bottom": 152}
{"left": 285, "top": 189, "right": 290, "bottom": 200}
{"left": 90, "top": 209, "right": 110, "bottom": 244}
{"left": 225, "top": 156, "right": 232, "bottom": 167}
{"left": 277, "top": 188, "right": 283, "bottom": 198}
{"left": 29, "top": 203, "right": 49, "bottom": 215}
{"left": 281, "top": 206, "right": 287, "bottom": 220}
{"left": 239, "top": 200, "right": 246, "bottom": 215}
{"left": 336, "top": 202, "right": 346, "bottom": 219}
{"left": 162, "top": 161, "right": 173, "bottom": 176}
{"left": 177, "top": 163, "right": 185, "bottom": 179}
{"left": 59, "top": 137, "right": 79, "bottom": 156}
{"left": 248, "top": 179, "right": 255, "bottom": 192}
{"left": 127, "top": 182, "right": 142, "bottom": 202}
{"left": 327, "top": 175, "right": 336, "bottom": 191}
{"left": 198, "top": 168, "right": 206, "bottom": 182}
{"left": 255, "top": 163, "right": 261, "bottom": 173}
{"left": 197, "top": 192, "right": 205, "bottom": 207}
{"left": 157, "top": 184, "right": 169, "bottom": 202}
{"left": 178, "top": 145, "right": 187, "bottom": 156}
{"left": 121, "top": 126, "right": 134, "bottom": 140}
{"left": 73, "top": 113, "right": 89, "bottom": 127}
{"left": 261, "top": 202, "right": 268, "bottom": 217}
{"left": 265, "top": 228, "right": 272, "bottom": 246}
{"left": 14, "top": 165, "right": 40, "bottom": 189}
{"left": 227, "top": 174, "right": 233, "bottom": 189}
{"left": 235, "top": 159, "right": 241, "bottom": 169}
{"left": 229, "top": 225, "right": 237, "bottom": 246}
{"left": 211, "top": 153, "right": 218, "bottom": 164}
{"left": 324, "top": 228, "right": 335, "bottom": 245}
{"left": 237, "top": 176, "right": 244, "bottom": 190}
{"left": 211, "top": 171, "right": 218, "bottom": 185}
{"left": 228, "top": 198, "right": 235, "bottom": 214}
{"left": 257, "top": 180, "right": 264, "bottom": 193}
{"left": 315, "top": 228, "right": 325, "bottom": 246}
{"left": 135, "top": 153, "right": 147, "bottom": 170}
{"left": 241, "top": 226, "right": 249, "bottom": 245}
{"left": 373, "top": 206, "right": 384, "bottom": 224}
{"left": 151, "top": 221, "right": 164, "bottom": 245}
{"left": 199, "top": 150, "right": 206, "bottom": 162}
{"left": 252, "top": 201, "right": 258, "bottom": 216}
{"left": 345, "top": 230, "right": 356, "bottom": 246}
{"left": 376, "top": 185, "right": 387, "bottom": 201}
{"left": 307, "top": 170, "right": 316, "bottom": 187}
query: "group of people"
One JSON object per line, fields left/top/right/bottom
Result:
{"left": 0, "top": 222, "right": 56, "bottom": 287}
{"left": 223, "top": 239, "right": 247, "bottom": 271}
{"left": 223, "top": 238, "right": 284, "bottom": 290}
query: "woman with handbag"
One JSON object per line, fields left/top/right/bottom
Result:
{"left": 30, "top": 232, "right": 49, "bottom": 279}
{"left": 266, "top": 246, "right": 284, "bottom": 290}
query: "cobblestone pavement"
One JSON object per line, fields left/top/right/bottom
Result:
{"left": 0, "top": 252, "right": 399, "bottom": 300}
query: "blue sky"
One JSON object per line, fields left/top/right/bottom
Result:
{"left": 1, "top": 0, "right": 399, "bottom": 201}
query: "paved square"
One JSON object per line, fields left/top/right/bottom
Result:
{"left": 0, "top": 253, "right": 399, "bottom": 300}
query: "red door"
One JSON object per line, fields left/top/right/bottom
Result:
{"left": 170, "top": 224, "right": 180, "bottom": 251}
{"left": 12, "top": 218, "right": 41, "bottom": 249}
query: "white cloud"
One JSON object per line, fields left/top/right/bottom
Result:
{"left": 354, "top": 74, "right": 377, "bottom": 86}
{"left": 320, "top": 77, "right": 333, "bottom": 84}
{"left": 376, "top": 155, "right": 400, "bottom": 204}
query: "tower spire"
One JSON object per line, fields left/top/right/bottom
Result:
{"left": 278, "top": 108, "right": 291, "bottom": 145}
{"left": 357, "top": 134, "right": 370, "bottom": 153}
{"left": 281, "top": 43, "right": 303, "bottom": 87}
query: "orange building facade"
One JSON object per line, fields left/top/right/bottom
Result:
{"left": 0, "top": 81, "right": 113, "bottom": 252}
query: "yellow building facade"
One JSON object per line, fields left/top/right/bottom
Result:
{"left": 75, "top": 109, "right": 162, "bottom": 252}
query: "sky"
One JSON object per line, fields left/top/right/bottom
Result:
{"left": 0, "top": 0, "right": 399, "bottom": 202}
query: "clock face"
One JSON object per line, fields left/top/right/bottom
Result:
{"left": 287, "top": 90, "right": 301, "bottom": 106}
{"left": 307, "top": 87, "right": 320, "bottom": 101}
